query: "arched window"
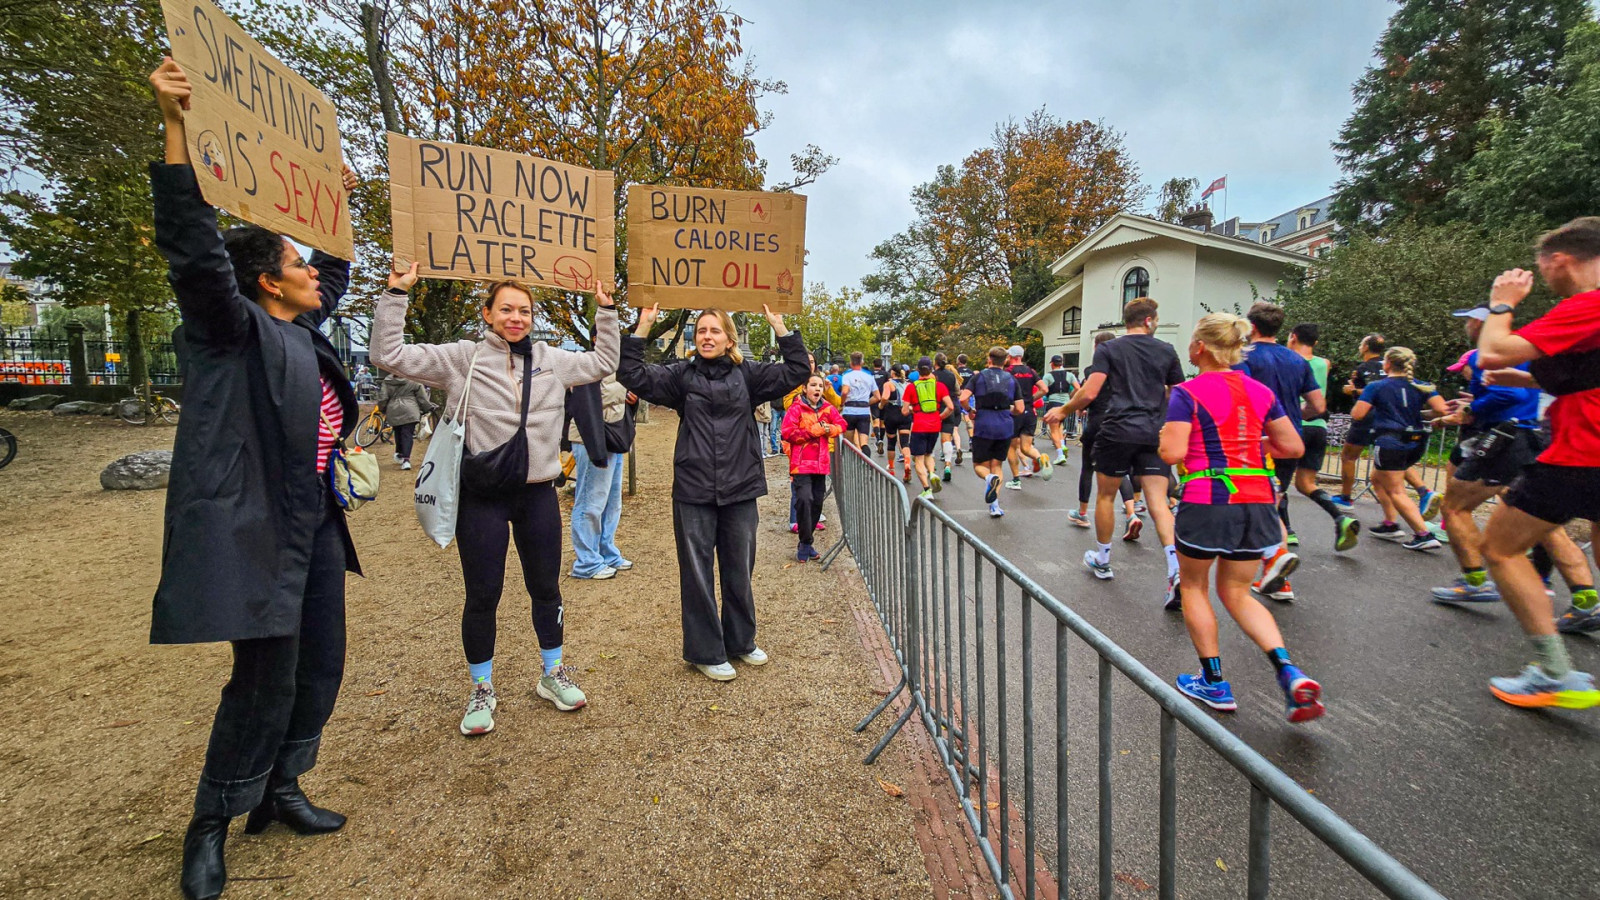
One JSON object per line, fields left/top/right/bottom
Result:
{"left": 1062, "top": 306, "right": 1081, "bottom": 336}
{"left": 1121, "top": 267, "right": 1149, "bottom": 305}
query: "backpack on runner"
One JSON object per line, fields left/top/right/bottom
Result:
{"left": 912, "top": 378, "right": 940, "bottom": 413}
{"left": 973, "top": 368, "right": 1012, "bottom": 410}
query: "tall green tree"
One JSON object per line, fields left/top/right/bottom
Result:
{"left": 1454, "top": 20, "right": 1600, "bottom": 228}
{"left": 1330, "top": 0, "right": 1590, "bottom": 229}
{"left": 1281, "top": 219, "right": 1555, "bottom": 406}
{"left": 1153, "top": 176, "right": 1201, "bottom": 223}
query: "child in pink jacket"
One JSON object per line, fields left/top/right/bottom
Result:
{"left": 782, "top": 374, "right": 846, "bottom": 562}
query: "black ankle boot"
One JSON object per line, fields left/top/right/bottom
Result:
{"left": 180, "top": 815, "right": 228, "bottom": 900}
{"left": 244, "top": 778, "right": 346, "bottom": 835}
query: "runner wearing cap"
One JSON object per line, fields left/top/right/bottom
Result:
{"left": 1004, "top": 344, "right": 1051, "bottom": 489}
{"left": 1431, "top": 303, "right": 1596, "bottom": 612}
{"left": 933, "top": 352, "right": 964, "bottom": 481}
{"left": 900, "top": 356, "right": 954, "bottom": 500}
{"left": 1042, "top": 355, "right": 1079, "bottom": 466}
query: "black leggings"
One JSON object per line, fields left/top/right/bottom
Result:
{"left": 794, "top": 474, "right": 827, "bottom": 543}
{"left": 394, "top": 422, "right": 416, "bottom": 461}
{"left": 1078, "top": 428, "right": 1136, "bottom": 505}
{"left": 456, "top": 481, "right": 565, "bottom": 664}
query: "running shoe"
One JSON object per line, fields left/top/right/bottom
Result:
{"left": 816, "top": 521, "right": 826, "bottom": 531}
{"left": 790, "top": 522, "right": 799, "bottom": 534}
{"left": 1329, "top": 494, "right": 1354, "bottom": 512}
{"left": 930, "top": 473, "right": 943, "bottom": 494}
{"left": 1175, "top": 673, "right": 1237, "bottom": 712}
{"left": 537, "top": 665, "right": 587, "bottom": 711}
{"left": 1005, "top": 479, "right": 1023, "bottom": 491}
{"left": 1285, "top": 530, "right": 1299, "bottom": 548}
{"left": 1135, "top": 500, "right": 1149, "bottom": 515}
{"left": 738, "top": 647, "right": 770, "bottom": 666}
{"left": 1418, "top": 489, "right": 1441, "bottom": 521}
{"left": 984, "top": 474, "right": 1001, "bottom": 504}
{"left": 1555, "top": 604, "right": 1600, "bottom": 634}
{"left": 1083, "top": 550, "right": 1114, "bottom": 580}
{"left": 1277, "top": 665, "right": 1325, "bottom": 724}
{"left": 1431, "top": 577, "right": 1500, "bottom": 603}
{"left": 460, "top": 683, "right": 497, "bottom": 736}
{"left": 955, "top": 449, "right": 964, "bottom": 466}
{"left": 1162, "top": 574, "right": 1181, "bottom": 611}
{"left": 903, "top": 469, "right": 912, "bottom": 484}
{"left": 795, "top": 543, "right": 811, "bottom": 563}
{"left": 1403, "top": 532, "right": 1442, "bottom": 551}
{"left": 696, "top": 662, "right": 737, "bottom": 682}
{"left": 1122, "top": 516, "right": 1143, "bottom": 542}
{"left": 1334, "top": 516, "right": 1361, "bottom": 553}
{"left": 988, "top": 501, "right": 1005, "bottom": 519}
{"left": 400, "top": 459, "right": 412, "bottom": 471}
{"left": 1489, "top": 665, "right": 1600, "bottom": 709}
{"left": 1053, "top": 453, "right": 1068, "bottom": 466}
{"left": 1067, "top": 509, "right": 1092, "bottom": 528}
{"left": 1038, "top": 457, "right": 1054, "bottom": 482}
{"left": 1252, "top": 579, "right": 1295, "bottom": 603}
{"left": 1370, "top": 522, "right": 1404, "bottom": 542}
{"left": 943, "top": 467, "right": 952, "bottom": 483}
{"left": 1259, "top": 549, "right": 1299, "bottom": 595}
{"left": 919, "top": 488, "right": 933, "bottom": 501}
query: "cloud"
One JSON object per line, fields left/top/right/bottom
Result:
{"left": 736, "top": 0, "right": 1394, "bottom": 297}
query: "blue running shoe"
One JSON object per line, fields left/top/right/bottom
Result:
{"left": 1418, "top": 488, "right": 1441, "bottom": 522}
{"left": 1277, "top": 665, "right": 1325, "bottom": 724}
{"left": 1329, "top": 494, "right": 1354, "bottom": 512}
{"left": 983, "top": 474, "right": 1001, "bottom": 504}
{"left": 1490, "top": 665, "right": 1600, "bottom": 709}
{"left": 1176, "top": 673, "right": 1237, "bottom": 712}
{"left": 1082, "top": 549, "right": 1114, "bottom": 580}
{"left": 1431, "top": 576, "right": 1500, "bottom": 603}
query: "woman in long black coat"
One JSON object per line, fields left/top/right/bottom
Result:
{"left": 148, "top": 59, "right": 361, "bottom": 900}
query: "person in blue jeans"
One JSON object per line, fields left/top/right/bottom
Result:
{"left": 569, "top": 374, "right": 636, "bottom": 579}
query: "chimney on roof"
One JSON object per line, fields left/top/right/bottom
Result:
{"left": 1179, "top": 205, "right": 1214, "bottom": 231}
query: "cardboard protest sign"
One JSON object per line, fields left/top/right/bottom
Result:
{"left": 626, "top": 186, "right": 805, "bottom": 313}
{"left": 387, "top": 134, "right": 615, "bottom": 293}
{"left": 160, "top": 0, "right": 352, "bottom": 258}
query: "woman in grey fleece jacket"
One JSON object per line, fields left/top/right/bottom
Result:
{"left": 371, "top": 265, "right": 619, "bottom": 736}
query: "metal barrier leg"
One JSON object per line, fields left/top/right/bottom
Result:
{"left": 863, "top": 697, "right": 917, "bottom": 765}
{"left": 1159, "top": 711, "right": 1177, "bottom": 900}
{"left": 1098, "top": 656, "right": 1113, "bottom": 900}
{"left": 855, "top": 675, "right": 906, "bottom": 732}
{"left": 1249, "top": 784, "right": 1271, "bottom": 900}
{"left": 818, "top": 538, "right": 849, "bottom": 569}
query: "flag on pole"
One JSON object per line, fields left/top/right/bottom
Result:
{"left": 1200, "top": 176, "right": 1227, "bottom": 201}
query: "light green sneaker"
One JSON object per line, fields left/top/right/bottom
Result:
{"left": 460, "top": 683, "right": 497, "bottom": 736}
{"left": 537, "top": 665, "right": 588, "bottom": 711}
{"left": 930, "top": 473, "right": 943, "bottom": 493}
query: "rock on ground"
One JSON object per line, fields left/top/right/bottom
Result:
{"left": 51, "top": 400, "right": 113, "bottom": 416}
{"left": 7, "top": 394, "right": 63, "bottom": 411}
{"left": 100, "top": 450, "right": 173, "bottom": 490}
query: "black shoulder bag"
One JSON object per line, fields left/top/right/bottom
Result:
{"left": 461, "top": 352, "right": 534, "bottom": 495}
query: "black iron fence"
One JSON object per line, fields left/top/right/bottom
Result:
{"left": 0, "top": 336, "right": 180, "bottom": 386}
{"left": 827, "top": 439, "right": 1447, "bottom": 900}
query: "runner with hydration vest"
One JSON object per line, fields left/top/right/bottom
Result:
{"left": 960, "top": 346, "right": 1023, "bottom": 518}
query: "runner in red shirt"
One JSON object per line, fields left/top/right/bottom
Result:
{"left": 900, "top": 356, "right": 954, "bottom": 500}
{"left": 1473, "top": 216, "right": 1600, "bottom": 709}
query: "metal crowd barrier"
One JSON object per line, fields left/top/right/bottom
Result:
{"left": 826, "top": 439, "right": 1446, "bottom": 900}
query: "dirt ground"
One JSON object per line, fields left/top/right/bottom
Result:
{"left": 0, "top": 406, "right": 933, "bottom": 899}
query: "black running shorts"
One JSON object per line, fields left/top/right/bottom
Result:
{"left": 1093, "top": 439, "right": 1167, "bottom": 479}
{"left": 1373, "top": 437, "right": 1425, "bottom": 472}
{"left": 909, "top": 431, "right": 940, "bottom": 457}
{"left": 1504, "top": 462, "right": 1600, "bottom": 525}
{"left": 1176, "top": 503, "right": 1282, "bottom": 561}
{"left": 1345, "top": 418, "right": 1375, "bottom": 447}
{"left": 1012, "top": 412, "right": 1037, "bottom": 440}
{"left": 1453, "top": 427, "right": 1544, "bottom": 488}
{"left": 1297, "top": 424, "right": 1328, "bottom": 471}
{"left": 970, "top": 437, "right": 1009, "bottom": 465}
{"left": 842, "top": 412, "right": 872, "bottom": 436}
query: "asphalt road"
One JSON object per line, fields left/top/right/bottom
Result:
{"left": 873, "top": 437, "right": 1600, "bottom": 899}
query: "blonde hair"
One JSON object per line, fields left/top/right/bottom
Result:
{"left": 1384, "top": 346, "right": 1417, "bottom": 379}
{"left": 695, "top": 308, "right": 743, "bottom": 364}
{"left": 1191, "top": 313, "right": 1252, "bottom": 366}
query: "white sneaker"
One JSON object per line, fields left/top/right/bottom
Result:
{"left": 400, "top": 459, "right": 412, "bottom": 471}
{"left": 738, "top": 647, "right": 769, "bottom": 666}
{"left": 612, "top": 558, "right": 634, "bottom": 571}
{"left": 696, "top": 662, "right": 737, "bottom": 681}
{"left": 572, "top": 566, "right": 618, "bottom": 580}
{"left": 988, "top": 501, "right": 1005, "bottom": 518}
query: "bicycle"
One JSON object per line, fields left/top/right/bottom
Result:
{"left": 353, "top": 405, "right": 393, "bottom": 448}
{"left": 117, "top": 380, "right": 181, "bottom": 425}
{"left": 0, "top": 426, "right": 15, "bottom": 470}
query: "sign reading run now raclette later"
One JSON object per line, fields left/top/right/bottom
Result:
{"left": 626, "top": 185, "right": 805, "bottom": 313}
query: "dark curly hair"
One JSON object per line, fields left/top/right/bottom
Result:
{"left": 222, "top": 224, "right": 285, "bottom": 302}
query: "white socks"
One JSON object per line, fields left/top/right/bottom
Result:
{"left": 1164, "top": 545, "right": 1179, "bottom": 578}
{"left": 1095, "top": 542, "right": 1112, "bottom": 565}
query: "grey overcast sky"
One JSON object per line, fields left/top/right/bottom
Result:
{"left": 737, "top": 0, "right": 1396, "bottom": 297}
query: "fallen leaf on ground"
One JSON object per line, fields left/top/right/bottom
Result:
{"left": 783, "top": 563, "right": 795, "bottom": 569}
{"left": 1113, "top": 871, "right": 1152, "bottom": 890}
{"left": 365, "top": 690, "right": 386, "bottom": 697}
{"left": 709, "top": 704, "right": 720, "bottom": 711}
{"left": 104, "top": 720, "right": 141, "bottom": 728}
{"left": 987, "top": 802, "right": 999, "bottom": 810}
{"left": 822, "top": 618, "right": 838, "bottom": 624}
{"left": 181, "top": 720, "right": 194, "bottom": 725}
{"left": 137, "top": 832, "right": 163, "bottom": 845}
{"left": 1216, "top": 859, "right": 1228, "bottom": 872}
{"left": 600, "top": 652, "right": 616, "bottom": 659}
{"left": 877, "top": 779, "right": 904, "bottom": 798}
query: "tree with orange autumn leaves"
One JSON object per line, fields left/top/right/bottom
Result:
{"left": 863, "top": 108, "right": 1142, "bottom": 361}
{"left": 296, "top": 0, "right": 832, "bottom": 347}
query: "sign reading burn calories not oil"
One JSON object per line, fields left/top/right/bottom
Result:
{"left": 160, "top": 0, "right": 353, "bottom": 258}
{"left": 626, "top": 185, "right": 805, "bottom": 313}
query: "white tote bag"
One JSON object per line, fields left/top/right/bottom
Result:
{"left": 414, "top": 348, "right": 482, "bottom": 548}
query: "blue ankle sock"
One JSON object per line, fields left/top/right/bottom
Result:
{"left": 469, "top": 659, "right": 493, "bottom": 684}
{"left": 1200, "top": 656, "right": 1224, "bottom": 684}
{"left": 1266, "top": 647, "right": 1291, "bottom": 675}
{"left": 540, "top": 646, "right": 563, "bottom": 675}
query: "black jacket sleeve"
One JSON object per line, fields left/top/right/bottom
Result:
{"left": 563, "top": 384, "right": 610, "bottom": 468}
{"left": 617, "top": 335, "right": 687, "bottom": 410}
{"left": 150, "top": 163, "right": 252, "bottom": 349}
{"left": 744, "top": 331, "right": 811, "bottom": 405}
{"left": 304, "top": 250, "right": 350, "bottom": 329}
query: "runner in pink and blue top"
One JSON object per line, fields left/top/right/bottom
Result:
{"left": 1159, "top": 314, "right": 1325, "bottom": 725}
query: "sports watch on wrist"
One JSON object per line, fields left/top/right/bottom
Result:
{"left": 1488, "top": 303, "right": 1516, "bottom": 315}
